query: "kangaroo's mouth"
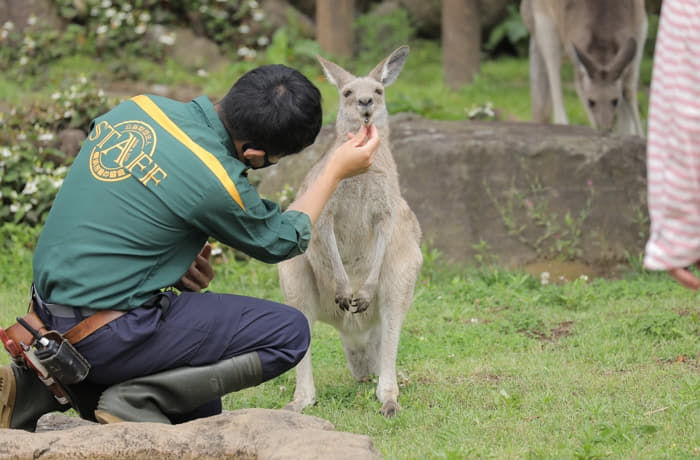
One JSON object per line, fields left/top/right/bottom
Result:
{"left": 361, "top": 111, "right": 372, "bottom": 125}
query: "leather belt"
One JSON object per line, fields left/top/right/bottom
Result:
{"left": 6, "top": 308, "right": 126, "bottom": 347}
{"left": 42, "top": 302, "right": 101, "bottom": 319}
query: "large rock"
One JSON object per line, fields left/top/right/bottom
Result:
{"left": 254, "top": 116, "right": 647, "bottom": 272}
{"left": 0, "top": 409, "right": 381, "bottom": 459}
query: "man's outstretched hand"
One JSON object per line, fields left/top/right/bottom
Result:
{"left": 176, "top": 243, "right": 214, "bottom": 292}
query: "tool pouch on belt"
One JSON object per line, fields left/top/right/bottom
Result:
{"left": 33, "top": 330, "right": 91, "bottom": 385}
{"left": 3, "top": 314, "right": 91, "bottom": 384}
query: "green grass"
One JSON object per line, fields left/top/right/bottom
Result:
{"left": 2, "top": 244, "right": 697, "bottom": 458}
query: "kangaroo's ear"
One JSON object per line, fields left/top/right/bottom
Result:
{"left": 608, "top": 38, "right": 637, "bottom": 81}
{"left": 369, "top": 45, "right": 409, "bottom": 87}
{"left": 571, "top": 43, "right": 597, "bottom": 80}
{"left": 317, "top": 55, "right": 355, "bottom": 89}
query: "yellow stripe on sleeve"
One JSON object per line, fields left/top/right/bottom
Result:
{"left": 130, "top": 95, "right": 246, "bottom": 211}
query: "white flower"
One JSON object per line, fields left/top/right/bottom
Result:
{"left": 237, "top": 46, "right": 254, "bottom": 57}
{"left": 135, "top": 23, "right": 147, "bottom": 34}
{"left": 197, "top": 68, "right": 208, "bottom": 77}
{"left": 50, "top": 178, "right": 64, "bottom": 188}
{"left": 253, "top": 11, "right": 265, "bottom": 21}
{"left": 23, "top": 203, "right": 31, "bottom": 212}
{"left": 96, "top": 24, "right": 108, "bottom": 35}
{"left": 211, "top": 246, "right": 223, "bottom": 256}
{"left": 23, "top": 37, "right": 36, "bottom": 50}
{"left": 17, "top": 132, "right": 26, "bottom": 141}
{"left": 90, "top": 7, "right": 99, "bottom": 16}
{"left": 257, "top": 36, "right": 269, "bottom": 46}
{"left": 0, "top": 147, "right": 10, "bottom": 158}
{"left": 105, "top": 8, "right": 116, "bottom": 18}
{"left": 101, "top": 0, "right": 112, "bottom": 8}
{"left": 158, "top": 32, "right": 176, "bottom": 46}
{"left": 1, "top": 30, "right": 8, "bottom": 40}
{"left": 248, "top": 1, "right": 259, "bottom": 8}
{"left": 239, "top": 24, "right": 250, "bottom": 34}
{"left": 64, "top": 110, "right": 74, "bottom": 119}
{"left": 139, "top": 12, "right": 151, "bottom": 23}
{"left": 540, "top": 271, "right": 550, "bottom": 285}
{"left": 27, "top": 15, "right": 37, "bottom": 26}
{"left": 3, "top": 21, "right": 14, "bottom": 31}
{"left": 51, "top": 92, "right": 61, "bottom": 100}
{"left": 122, "top": 3, "right": 132, "bottom": 12}
{"left": 55, "top": 166, "right": 68, "bottom": 175}
{"left": 10, "top": 203, "right": 19, "bottom": 213}
{"left": 38, "top": 132, "right": 54, "bottom": 142}
{"left": 22, "top": 180, "right": 38, "bottom": 195}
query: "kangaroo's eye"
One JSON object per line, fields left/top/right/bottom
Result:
{"left": 375, "top": 88, "right": 383, "bottom": 95}
{"left": 611, "top": 98, "right": 619, "bottom": 107}
{"left": 588, "top": 99, "right": 596, "bottom": 108}
{"left": 343, "top": 90, "right": 352, "bottom": 98}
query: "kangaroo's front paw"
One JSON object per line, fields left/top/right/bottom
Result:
{"left": 349, "top": 296, "right": 370, "bottom": 314}
{"left": 335, "top": 294, "right": 353, "bottom": 311}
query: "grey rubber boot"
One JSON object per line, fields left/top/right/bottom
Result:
{"left": 94, "top": 352, "right": 263, "bottom": 424}
{"left": 0, "top": 364, "right": 69, "bottom": 431}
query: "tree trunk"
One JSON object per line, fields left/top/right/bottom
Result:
{"left": 316, "top": 0, "right": 355, "bottom": 58}
{"left": 442, "top": 0, "right": 481, "bottom": 89}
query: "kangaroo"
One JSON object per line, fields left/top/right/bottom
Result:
{"left": 278, "top": 46, "right": 422, "bottom": 417}
{"left": 521, "top": 0, "right": 648, "bottom": 136}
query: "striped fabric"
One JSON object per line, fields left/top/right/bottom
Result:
{"left": 644, "top": 0, "right": 700, "bottom": 270}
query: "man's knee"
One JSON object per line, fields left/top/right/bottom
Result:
{"left": 285, "top": 307, "right": 310, "bottom": 366}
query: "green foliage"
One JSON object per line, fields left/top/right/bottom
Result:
{"left": 263, "top": 13, "right": 322, "bottom": 70}
{"left": 485, "top": 164, "right": 596, "bottom": 261}
{"left": 353, "top": 6, "right": 417, "bottom": 68}
{"left": 0, "top": 76, "right": 117, "bottom": 227}
{"left": 484, "top": 3, "right": 530, "bottom": 58}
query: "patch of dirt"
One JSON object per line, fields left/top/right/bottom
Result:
{"left": 520, "top": 320, "right": 575, "bottom": 343}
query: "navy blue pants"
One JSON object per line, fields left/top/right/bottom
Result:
{"left": 35, "top": 291, "right": 310, "bottom": 422}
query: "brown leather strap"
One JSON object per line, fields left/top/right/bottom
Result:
{"left": 63, "top": 309, "right": 126, "bottom": 344}
{"left": 5, "top": 313, "right": 49, "bottom": 349}
{"left": 5, "top": 310, "right": 125, "bottom": 347}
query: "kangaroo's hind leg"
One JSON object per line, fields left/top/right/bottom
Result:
{"left": 278, "top": 255, "right": 320, "bottom": 413}
{"left": 374, "top": 249, "right": 421, "bottom": 417}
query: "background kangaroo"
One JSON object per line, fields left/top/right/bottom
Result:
{"left": 521, "top": 0, "right": 647, "bottom": 136}
{"left": 278, "top": 46, "right": 422, "bottom": 417}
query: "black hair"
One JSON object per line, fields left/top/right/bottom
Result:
{"left": 219, "top": 64, "right": 322, "bottom": 157}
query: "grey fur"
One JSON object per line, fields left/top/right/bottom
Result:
{"left": 278, "top": 46, "right": 422, "bottom": 417}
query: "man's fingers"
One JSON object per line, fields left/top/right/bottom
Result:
{"left": 669, "top": 267, "right": 700, "bottom": 290}
{"left": 195, "top": 254, "right": 215, "bottom": 280}
{"left": 178, "top": 275, "right": 199, "bottom": 292}
{"left": 200, "top": 243, "right": 212, "bottom": 260}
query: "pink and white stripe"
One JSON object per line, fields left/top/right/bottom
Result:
{"left": 644, "top": 0, "right": 700, "bottom": 270}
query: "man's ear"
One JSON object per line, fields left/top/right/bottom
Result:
{"left": 242, "top": 148, "right": 265, "bottom": 161}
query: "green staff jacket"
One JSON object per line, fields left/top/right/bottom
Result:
{"left": 33, "top": 94, "right": 311, "bottom": 310}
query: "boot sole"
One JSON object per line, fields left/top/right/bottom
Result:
{"left": 94, "top": 409, "right": 124, "bottom": 424}
{"left": 0, "top": 365, "right": 16, "bottom": 428}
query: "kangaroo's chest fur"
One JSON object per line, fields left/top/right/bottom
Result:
{"left": 308, "top": 142, "right": 400, "bottom": 287}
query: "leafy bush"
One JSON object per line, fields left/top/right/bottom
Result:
{"left": 1, "top": 0, "right": 273, "bottom": 77}
{"left": 353, "top": 6, "right": 417, "bottom": 68}
{"left": 0, "top": 76, "right": 117, "bottom": 227}
{"left": 484, "top": 3, "right": 529, "bottom": 58}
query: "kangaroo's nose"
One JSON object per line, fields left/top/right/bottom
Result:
{"left": 358, "top": 97, "right": 373, "bottom": 107}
